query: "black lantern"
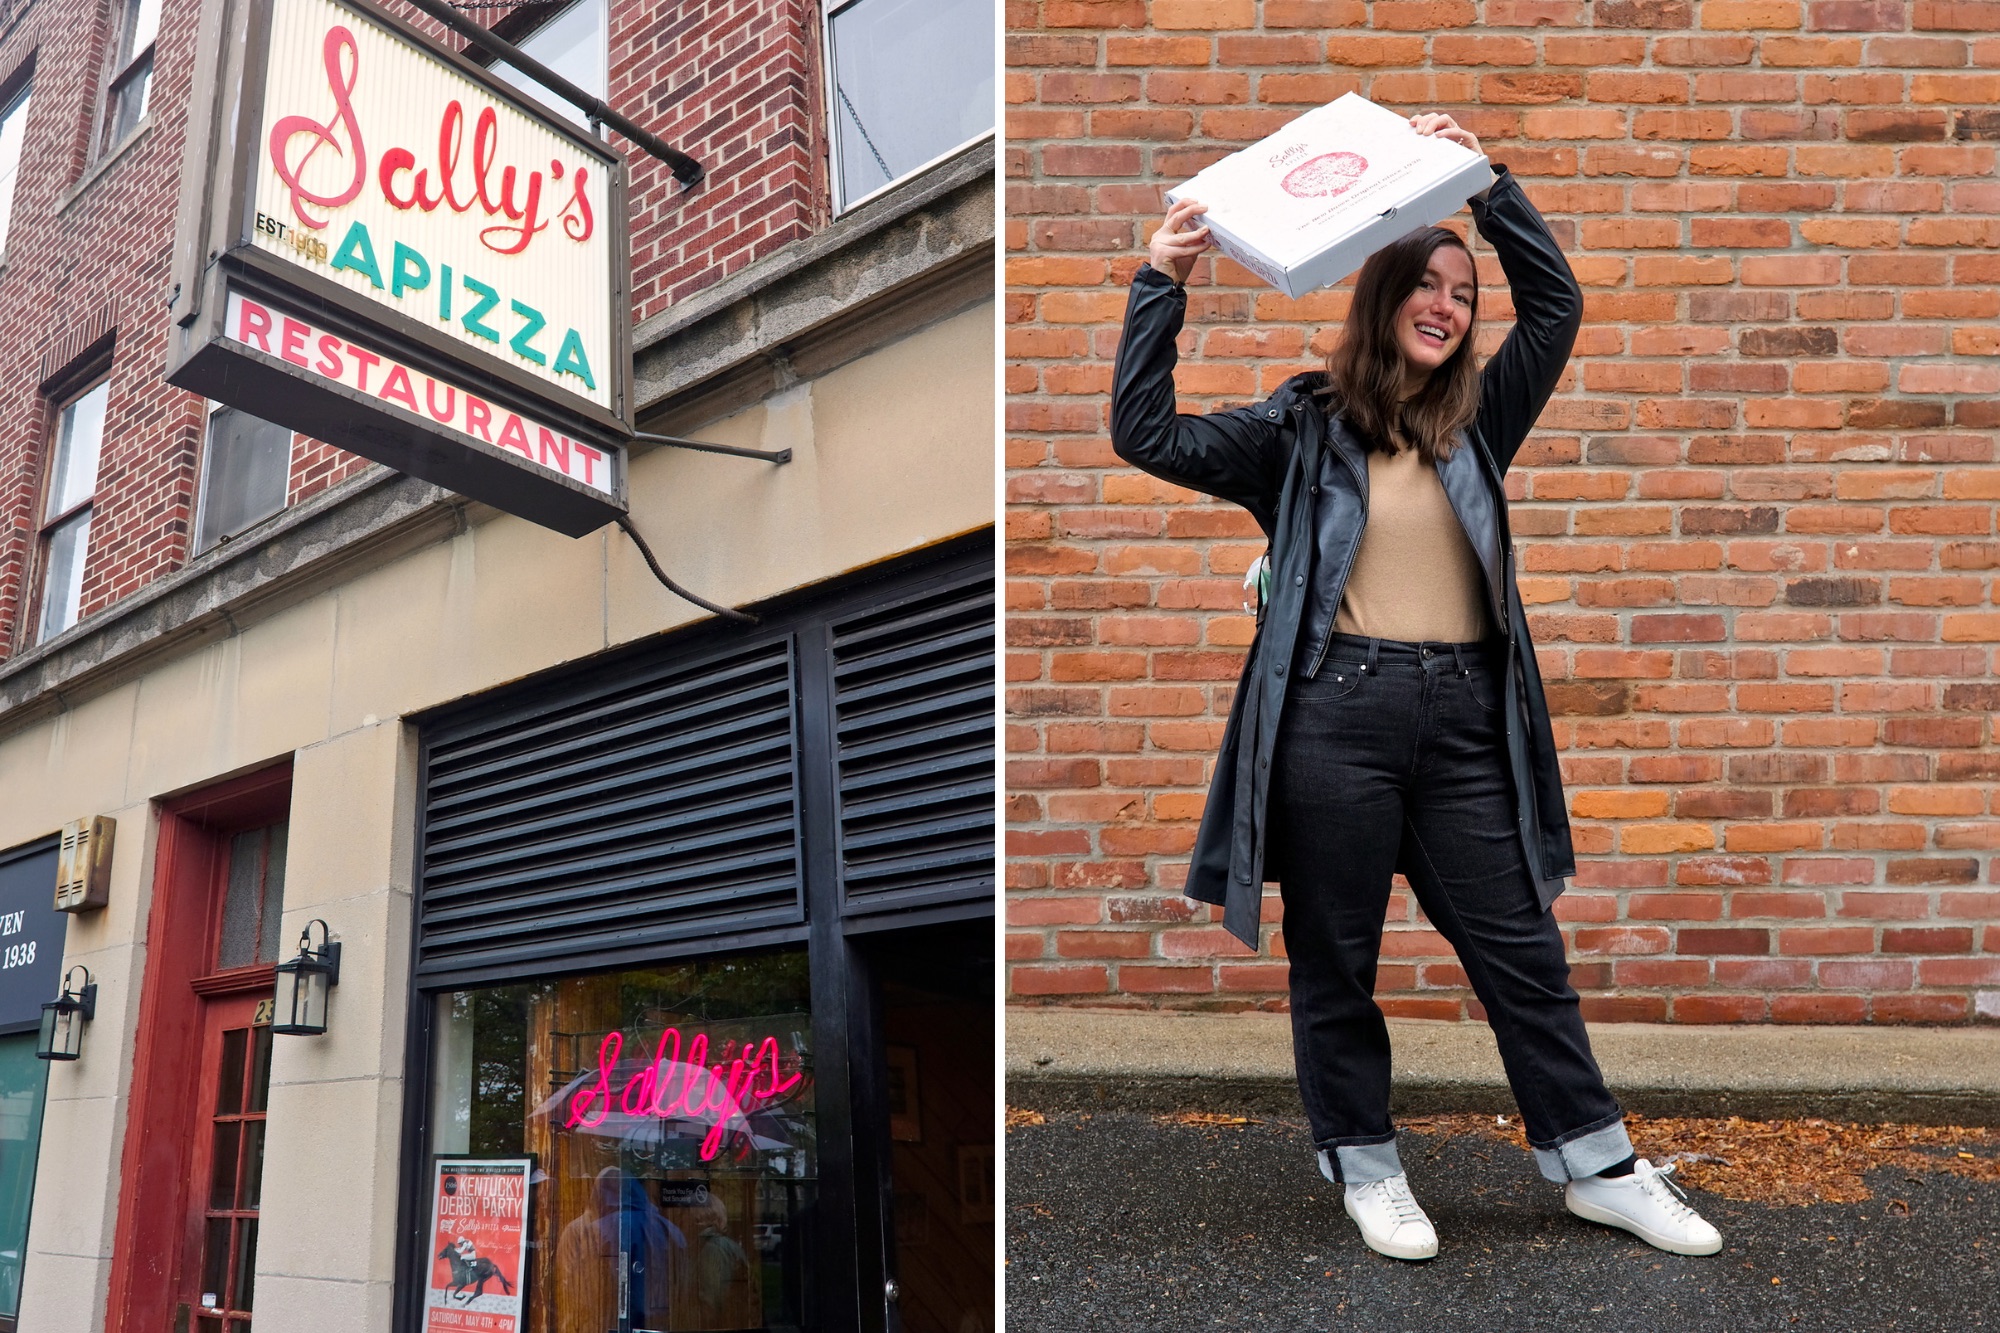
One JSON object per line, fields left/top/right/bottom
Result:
{"left": 36, "top": 966, "right": 97, "bottom": 1061}
{"left": 271, "top": 919, "right": 342, "bottom": 1036}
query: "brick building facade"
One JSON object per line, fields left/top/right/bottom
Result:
{"left": 0, "top": 0, "right": 838, "bottom": 652}
{"left": 1005, "top": 0, "right": 2000, "bottom": 1023}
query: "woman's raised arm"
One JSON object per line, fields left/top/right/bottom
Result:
{"left": 1468, "top": 166, "right": 1585, "bottom": 472}
{"left": 1110, "top": 203, "right": 1289, "bottom": 527}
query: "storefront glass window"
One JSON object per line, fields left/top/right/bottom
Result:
{"left": 0, "top": 1032, "right": 49, "bottom": 1324}
{"left": 429, "top": 951, "right": 814, "bottom": 1333}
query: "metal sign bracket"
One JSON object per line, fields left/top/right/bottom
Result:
{"left": 633, "top": 432, "right": 793, "bottom": 464}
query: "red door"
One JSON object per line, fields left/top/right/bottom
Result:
{"left": 175, "top": 992, "right": 274, "bottom": 1333}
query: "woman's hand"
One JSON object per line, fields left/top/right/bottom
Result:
{"left": 1409, "top": 112, "right": 1481, "bottom": 158}
{"left": 1410, "top": 112, "right": 1496, "bottom": 201}
{"left": 1148, "top": 198, "right": 1212, "bottom": 286}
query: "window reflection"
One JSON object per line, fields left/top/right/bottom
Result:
{"left": 431, "top": 953, "right": 814, "bottom": 1332}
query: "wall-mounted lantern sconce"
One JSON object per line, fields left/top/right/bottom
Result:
{"left": 36, "top": 966, "right": 97, "bottom": 1061}
{"left": 271, "top": 919, "right": 341, "bottom": 1037}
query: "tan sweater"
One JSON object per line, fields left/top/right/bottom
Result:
{"left": 1333, "top": 445, "right": 1489, "bottom": 644}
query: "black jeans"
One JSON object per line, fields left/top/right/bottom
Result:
{"left": 1271, "top": 634, "right": 1629, "bottom": 1184}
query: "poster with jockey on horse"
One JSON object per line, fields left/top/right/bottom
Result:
{"left": 424, "top": 1158, "right": 532, "bottom": 1332}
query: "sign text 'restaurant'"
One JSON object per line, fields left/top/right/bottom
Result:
{"left": 226, "top": 291, "right": 615, "bottom": 495}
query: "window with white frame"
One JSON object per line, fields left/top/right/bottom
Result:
{"left": 101, "top": 0, "right": 160, "bottom": 152}
{"left": 36, "top": 380, "right": 108, "bottom": 643}
{"left": 195, "top": 405, "right": 293, "bottom": 553}
{"left": 486, "top": 0, "right": 606, "bottom": 131}
{"left": 826, "top": 0, "right": 993, "bottom": 212}
{"left": 0, "top": 80, "right": 31, "bottom": 259}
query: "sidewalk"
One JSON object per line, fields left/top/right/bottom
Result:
{"left": 1006, "top": 1008, "right": 2000, "bottom": 1125}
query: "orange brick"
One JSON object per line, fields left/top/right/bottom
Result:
{"left": 1689, "top": 145, "right": 1790, "bottom": 176}
{"left": 1701, "top": 0, "right": 1802, "bottom": 25}
{"left": 1151, "top": 0, "right": 1256, "bottom": 27}
{"left": 1573, "top": 790, "right": 1674, "bottom": 819}
{"left": 1433, "top": 34, "right": 1538, "bottom": 64}
{"left": 1587, "top": 71, "right": 1691, "bottom": 102}
{"left": 1372, "top": 0, "right": 1479, "bottom": 27}
{"left": 1621, "top": 823, "right": 1718, "bottom": 854}
{"left": 1725, "top": 823, "right": 1828, "bottom": 853}
{"left": 1325, "top": 35, "right": 1427, "bottom": 65}
{"left": 1011, "top": 966, "right": 1111, "bottom": 996}
{"left": 1146, "top": 72, "right": 1250, "bottom": 104}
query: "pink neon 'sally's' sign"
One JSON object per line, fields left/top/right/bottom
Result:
{"left": 566, "top": 1028, "right": 806, "bottom": 1161}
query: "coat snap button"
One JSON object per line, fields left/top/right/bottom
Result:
{"left": 1274, "top": 664, "right": 1286, "bottom": 676}
{"left": 1294, "top": 575, "right": 1304, "bottom": 586}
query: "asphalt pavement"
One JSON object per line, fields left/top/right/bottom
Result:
{"left": 1005, "top": 1109, "right": 2000, "bottom": 1333}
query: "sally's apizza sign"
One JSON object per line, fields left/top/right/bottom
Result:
{"left": 166, "top": 0, "right": 629, "bottom": 535}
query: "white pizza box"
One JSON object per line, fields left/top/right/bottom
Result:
{"left": 1165, "top": 94, "right": 1493, "bottom": 299}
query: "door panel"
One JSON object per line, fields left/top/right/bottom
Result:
{"left": 177, "top": 993, "right": 273, "bottom": 1333}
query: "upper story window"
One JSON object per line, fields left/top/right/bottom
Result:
{"left": 0, "top": 80, "right": 31, "bottom": 259}
{"left": 101, "top": 0, "right": 160, "bottom": 152}
{"left": 36, "top": 380, "right": 108, "bottom": 643}
{"left": 195, "top": 405, "right": 292, "bottom": 553}
{"left": 486, "top": 0, "right": 606, "bottom": 131}
{"left": 826, "top": 0, "right": 993, "bottom": 213}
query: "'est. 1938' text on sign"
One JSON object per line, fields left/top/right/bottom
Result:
{"left": 254, "top": 0, "right": 612, "bottom": 410}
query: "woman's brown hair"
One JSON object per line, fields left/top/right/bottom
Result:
{"left": 1318, "top": 226, "right": 1481, "bottom": 462}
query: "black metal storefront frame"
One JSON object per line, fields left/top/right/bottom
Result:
{"left": 391, "top": 534, "right": 995, "bottom": 1333}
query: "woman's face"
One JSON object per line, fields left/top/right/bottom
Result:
{"left": 1393, "top": 245, "right": 1476, "bottom": 381}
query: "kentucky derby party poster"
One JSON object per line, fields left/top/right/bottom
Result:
{"left": 425, "top": 1158, "right": 532, "bottom": 1332}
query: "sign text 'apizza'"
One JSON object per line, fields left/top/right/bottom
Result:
{"left": 254, "top": 0, "right": 613, "bottom": 408}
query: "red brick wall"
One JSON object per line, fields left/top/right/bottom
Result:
{"left": 0, "top": 0, "right": 831, "bottom": 661}
{"left": 289, "top": 435, "right": 375, "bottom": 507}
{"left": 1005, "top": 0, "right": 2000, "bottom": 1023}
{"left": 610, "top": 0, "right": 828, "bottom": 320}
{"left": 0, "top": 0, "right": 201, "bottom": 658}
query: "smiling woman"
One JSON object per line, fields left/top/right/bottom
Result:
{"left": 1108, "top": 110, "right": 1728, "bottom": 1266}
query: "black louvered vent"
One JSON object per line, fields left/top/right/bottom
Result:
{"left": 830, "top": 574, "right": 995, "bottom": 914}
{"left": 417, "top": 637, "right": 804, "bottom": 983}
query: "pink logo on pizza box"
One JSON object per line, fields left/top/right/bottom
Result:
{"left": 1280, "top": 152, "right": 1368, "bottom": 200}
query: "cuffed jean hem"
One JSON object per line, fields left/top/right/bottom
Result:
{"left": 1530, "top": 1115, "right": 1634, "bottom": 1183}
{"left": 1316, "top": 1135, "right": 1404, "bottom": 1185}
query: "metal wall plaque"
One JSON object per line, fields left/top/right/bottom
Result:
{"left": 165, "top": 0, "right": 632, "bottom": 537}
{"left": 54, "top": 816, "right": 115, "bottom": 913}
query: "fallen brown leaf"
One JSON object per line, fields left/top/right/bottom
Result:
{"left": 1006, "top": 1106, "right": 1046, "bottom": 1130}
{"left": 1159, "top": 1111, "right": 1255, "bottom": 1128}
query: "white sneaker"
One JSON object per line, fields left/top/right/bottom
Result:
{"left": 1343, "top": 1173, "right": 1439, "bottom": 1261}
{"left": 1564, "top": 1159, "right": 1723, "bottom": 1256}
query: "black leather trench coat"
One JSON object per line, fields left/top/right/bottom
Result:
{"left": 1109, "top": 165, "right": 1584, "bottom": 950}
